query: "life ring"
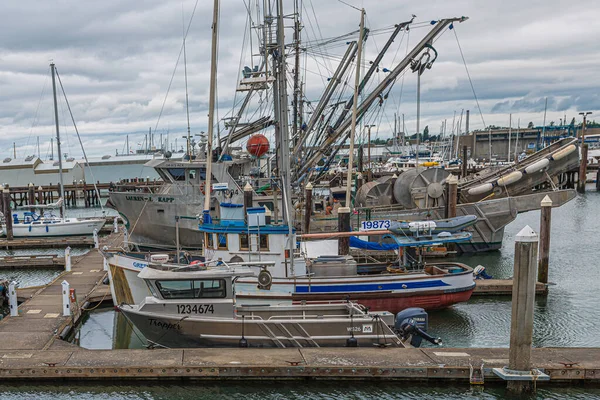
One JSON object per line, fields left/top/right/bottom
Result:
{"left": 200, "top": 182, "right": 213, "bottom": 195}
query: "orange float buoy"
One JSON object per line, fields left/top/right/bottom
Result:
{"left": 246, "top": 134, "right": 270, "bottom": 157}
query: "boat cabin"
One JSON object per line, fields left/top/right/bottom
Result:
{"left": 198, "top": 204, "right": 307, "bottom": 278}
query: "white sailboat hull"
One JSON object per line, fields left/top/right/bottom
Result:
{"left": 4, "top": 218, "right": 105, "bottom": 237}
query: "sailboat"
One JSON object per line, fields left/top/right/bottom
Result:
{"left": 1, "top": 63, "right": 105, "bottom": 238}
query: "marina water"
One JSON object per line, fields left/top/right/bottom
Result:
{"left": 3, "top": 194, "right": 600, "bottom": 398}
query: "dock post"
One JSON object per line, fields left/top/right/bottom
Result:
{"left": 538, "top": 195, "right": 552, "bottom": 284}
{"left": 61, "top": 280, "right": 71, "bottom": 317}
{"left": 507, "top": 225, "right": 539, "bottom": 394}
{"left": 28, "top": 183, "right": 35, "bottom": 213}
{"left": 596, "top": 168, "right": 600, "bottom": 191}
{"left": 113, "top": 216, "right": 119, "bottom": 233}
{"left": 577, "top": 143, "right": 588, "bottom": 193}
{"left": 37, "top": 186, "right": 44, "bottom": 217}
{"left": 0, "top": 185, "right": 4, "bottom": 219}
{"left": 338, "top": 207, "right": 351, "bottom": 255}
{"left": 65, "top": 246, "right": 72, "bottom": 272}
{"left": 93, "top": 229, "right": 99, "bottom": 249}
{"left": 304, "top": 182, "right": 313, "bottom": 234}
{"left": 8, "top": 281, "right": 18, "bottom": 317}
{"left": 123, "top": 229, "right": 129, "bottom": 247}
{"left": 447, "top": 174, "right": 458, "bottom": 218}
{"left": 3, "top": 187, "right": 13, "bottom": 241}
{"left": 103, "top": 254, "right": 109, "bottom": 272}
{"left": 462, "top": 146, "right": 468, "bottom": 178}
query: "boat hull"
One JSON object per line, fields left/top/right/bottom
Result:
{"left": 234, "top": 264, "right": 476, "bottom": 313}
{"left": 4, "top": 219, "right": 105, "bottom": 237}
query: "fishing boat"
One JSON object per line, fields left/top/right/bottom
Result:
{"left": 117, "top": 261, "right": 441, "bottom": 348}
{"left": 1, "top": 64, "right": 105, "bottom": 237}
{"left": 103, "top": 207, "right": 477, "bottom": 312}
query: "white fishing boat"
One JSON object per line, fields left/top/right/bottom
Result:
{"left": 117, "top": 261, "right": 441, "bottom": 348}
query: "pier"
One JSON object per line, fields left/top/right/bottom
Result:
{"left": 0, "top": 232, "right": 120, "bottom": 350}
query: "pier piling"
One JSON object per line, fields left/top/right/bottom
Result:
{"left": 3, "top": 187, "right": 13, "bottom": 240}
{"left": 538, "top": 196, "right": 552, "bottom": 284}
{"left": 304, "top": 182, "right": 313, "bottom": 234}
{"left": 37, "top": 186, "right": 44, "bottom": 216}
{"left": 462, "top": 146, "right": 468, "bottom": 178}
{"left": 577, "top": 144, "right": 588, "bottom": 193}
{"left": 446, "top": 174, "right": 458, "bottom": 218}
{"left": 93, "top": 229, "right": 99, "bottom": 249}
{"left": 506, "top": 225, "right": 539, "bottom": 393}
{"left": 337, "top": 207, "right": 351, "bottom": 255}
{"left": 27, "top": 183, "right": 35, "bottom": 213}
{"left": 65, "top": 246, "right": 72, "bottom": 272}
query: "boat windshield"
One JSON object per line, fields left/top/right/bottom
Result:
{"left": 155, "top": 279, "right": 227, "bottom": 299}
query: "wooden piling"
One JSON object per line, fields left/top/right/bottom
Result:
{"left": 577, "top": 144, "right": 588, "bottom": 193}
{"left": 304, "top": 182, "right": 313, "bottom": 234}
{"left": 447, "top": 174, "right": 458, "bottom": 218}
{"left": 596, "top": 168, "right": 600, "bottom": 191}
{"left": 538, "top": 196, "right": 552, "bottom": 284}
{"left": 37, "top": 186, "right": 44, "bottom": 216}
{"left": 3, "top": 188, "right": 13, "bottom": 241}
{"left": 461, "top": 146, "right": 468, "bottom": 178}
{"left": 337, "top": 207, "right": 351, "bottom": 256}
{"left": 27, "top": 183, "right": 35, "bottom": 213}
{"left": 507, "top": 225, "right": 538, "bottom": 394}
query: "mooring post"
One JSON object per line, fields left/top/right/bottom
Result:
{"left": 93, "top": 229, "right": 99, "bottom": 249}
{"left": 123, "top": 229, "right": 129, "bottom": 248}
{"left": 507, "top": 225, "right": 539, "bottom": 393}
{"left": 3, "top": 187, "right": 13, "bottom": 241}
{"left": 27, "top": 183, "right": 35, "bottom": 213}
{"left": 0, "top": 185, "right": 4, "bottom": 220}
{"left": 596, "top": 168, "right": 600, "bottom": 191}
{"left": 447, "top": 174, "right": 458, "bottom": 218}
{"left": 8, "top": 281, "right": 18, "bottom": 317}
{"left": 538, "top": 196, "right": 552, "bottom": 284}
{"left": 61, "top": 280, "right": 71, "bottom": 317}
{"left": 304, "top": 182, "right": 313, "bottom": 234}
{"left": 103, "top": 254, "right": 109, "bottom": 271}
{"left": 37, "top": 186, "right": 44, "bottom": 217}
{"left": 462, "top": 146, "right": 468, "bottom": 178}
{"left": 113, "top": 216, "right": 119, "bottom": 233}
{"left": 337, "top": 207, "right": 351, "bottom": 255}
{"left": 577, "top": 143, "right": 588, "bottom": 193}
{"left": 65, "top": 246, "right": 72, "bottom": 272}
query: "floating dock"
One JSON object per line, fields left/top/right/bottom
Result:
{"left": 0, "top": 236, "right": 94, "bottom": 250}
{"left": 0, "top": 347, "right": 597, "bottom": 383}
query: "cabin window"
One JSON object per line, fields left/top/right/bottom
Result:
{"left": 239, "top": 233, "right": 269, "bottom": 251}
{"left": 167, "top": 168, "right": 186, "bottom": 181}
{"left": 155, "top": 279, "right": 226, "bottom": 299}
{"left": 217, "top": 233, "right": 227, "bottom": 250}
{"left": 205, "top": 233, "right": 214, "bottom": 249}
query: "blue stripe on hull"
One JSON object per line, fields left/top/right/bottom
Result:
{"left": 294, "top": 280, "right": 450, "bottom": 293}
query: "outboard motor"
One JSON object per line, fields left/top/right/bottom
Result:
{"left": 473, "top": 265, "right": 493, "bottom": 280}
{"left": 395, "top": 307, "right": 442, "bottom": 347}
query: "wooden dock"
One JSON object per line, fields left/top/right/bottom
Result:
{"left": 0, "top": 236, "right": 94, "bottom": 250}
{"left": 0, "top": 346, "right": 597, "bottom": 383}
{"left": 473, "top": 279, "right": 548, "bottom": 296}
{"left": 0, "top": 232, "right": 121, "bottom": 350}
{"left": 0, "top": 255, "right": 74, "bottom": 269}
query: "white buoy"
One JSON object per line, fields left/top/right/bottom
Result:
{"left": 550, "top": 144, "right": 576, "bottom": 161}
{"left": 8, "top": 281, "right": 18, "bottom": 317}
{"left": 524, "top": 158, "right": 550, "bottom": 174}
{"left": 93, "top": 229, "right": 99, "bottom": 248}
{"left": 113, "top": 216, "right": 119, "bottom": 233}
{"left": 468, "top": 182, "right": 494, "bottom": 196}
{"left": 65, "top": 246, "right": 72, "bottom": 272}
{"left": 61, "top": 280, "right": 70, "bottom": 317}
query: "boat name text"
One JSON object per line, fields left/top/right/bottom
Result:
{"left": 149, "top": 318, "right": 181, "bottom": 330}
{"left": 177, "top": 304, "right": 215, "bottom": 314}
{"left": 125, "top": 195, "right": 175, "bottom": 203}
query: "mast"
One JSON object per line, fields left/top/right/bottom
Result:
{"left": 183, "top": 17, "right": 192, "bottom": 162}
{"left": 37, "top": 137, "right": 40, "bottom": 158}
{"left": 345, "top": 8, "right": 365, "bottom": 206}
{"left": 51, "top": 138, "right": 54, "bottom": 160}
{"left": 508, "top": 114, "right": 512, "bottom": 162}
{"left": 292, "top": 0, "right": 301, "bottom": 146}
{"left": 203, "top": 0, "right": 219, "bottom": 215}
{"left": 50, "top": 63, "right": 66, "bottom": 217}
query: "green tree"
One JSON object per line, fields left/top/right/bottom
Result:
{"left": 423, "top": 125, "right": 429, "bottom": 141}
{"left": 527, "top": 121, "right": 534, "bottom": 128}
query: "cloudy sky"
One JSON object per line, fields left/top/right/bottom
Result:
{"left": 1, "top": 0, "right": 598, "bottom": 160}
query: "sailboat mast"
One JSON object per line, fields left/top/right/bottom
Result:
{"left": 50, "top": 63, "right": 66, "bottom": 217}
{"left": 203, "top": 0, "right": 219, "bottom": 214}
{"left": 292, "top": 0, "right": 301, "bottom": 146}
{"left": 183, "top": 18, "right": 192, "bottom": 162}
{"left": 345, "top": 8, "right": 365, "bottom": 206}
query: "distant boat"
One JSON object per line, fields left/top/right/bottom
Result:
{"left": 1, "top": 63, "right": 105, "bottom": 238}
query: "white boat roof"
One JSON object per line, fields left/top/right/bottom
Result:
{"left": 138, "top": 265, "right": 256, "bottom": 280}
